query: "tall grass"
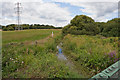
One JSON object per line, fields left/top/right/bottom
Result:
{"left": 62, "top": 34, "right": 119, "bottom": 77}
{"left": 2, "top": 30, "right": 82, "bottom": 78}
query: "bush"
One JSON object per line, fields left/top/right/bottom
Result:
{"left": 101, "top": 23, "right": 119, "bottom": 37}
{"left": 62, "top": 15, "right": 100, "bottom": 36}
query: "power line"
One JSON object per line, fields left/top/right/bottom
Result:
{"left": 15, "top": 2, "right": 22, "bottom": 30}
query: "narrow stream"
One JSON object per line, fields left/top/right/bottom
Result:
{"left": 56, "top": 43, "right": 74, "bottom": 68}
{"left": 56, "top": 43, "right": 87, "bottom": 78}
{"left": 56, "top": 45, "right": 67, "bottom": 60}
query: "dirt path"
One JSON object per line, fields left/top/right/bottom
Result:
{"left": 4, "top": 34, "right": 52, "bottom": 47}
{"left": 22, "top": 35, "right": 52, "bottom": 45}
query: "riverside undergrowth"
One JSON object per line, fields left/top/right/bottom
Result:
{"left": 2, "top": 30, "right": 82, "bottom": 78}
{"left": 62, "top": 34, "right": 119, "bottom": 77}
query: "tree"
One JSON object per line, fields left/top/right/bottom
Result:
{"left": 70, "top": 15, "right": 94, "bottom": 27}
{"left": 101, "top": 22, "right": 119, "bottom": 37}
{"left": 96, "top": 22, "right": 106, "bottom": 33}
{"left": 62, "top": 24, "right": 71, "bottom": 35}
{"left": 62, "top": 15, "right": 100, "bottom": 35}
{"left": 8, "top": 26, "right": 14, "bottom": 31}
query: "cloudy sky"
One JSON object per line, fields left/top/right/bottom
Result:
{"left": 0, "top": 0, "right": 120, "bottom": 27}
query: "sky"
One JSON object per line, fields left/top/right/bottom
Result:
{"left": 0, "top": 0, "right": 120, "bottom": 27}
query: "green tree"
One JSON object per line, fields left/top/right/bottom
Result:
{"left": 62, "top": 15, "right": 100, "bottom": 35}
{"left": 62, "top": 24, "right": 71, "bottom": 35}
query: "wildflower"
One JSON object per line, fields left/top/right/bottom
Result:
{"left": 110, "top": 60, "right": 113, "bottom": 62}
{"left": 114, "top": 60, "right": 117, "bottom": 62}
{"left": 22, "top": 61, "right": 24, "bottom": 64}
{"left": 12, "top": 59, "right": 14, "bottom": 61}
{"left": 108, "top": 51, "right": 116, "bottom": 58}
{"left": 16, "top": 58, "right": 17, "bottom": 59}
{"left": 10, "top": 58, "right": 11, "bottom": 60}
{"left": 104, "top": 53, "right": 107, "bottom": 55}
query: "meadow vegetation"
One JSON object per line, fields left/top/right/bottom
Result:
{"left": 2, "top": 29, "right": 82, "bottom": 78}
{"left": 61, "top": 15, "right": 119, "bottom": 77}
{"left": 62, "top": 34, "right": 119, "bottom": 77}
{"left": 3, "top": 29, "right": 59, "bottom": 45}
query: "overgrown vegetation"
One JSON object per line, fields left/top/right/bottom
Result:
{"left": 62, "top": 15, "right": 119, "bottom": 37}
{"left": 2, "top": 29, "right": 82, "bottom": 78}
{"left": 62, "top": 34, "right": 119, "bottom": 77}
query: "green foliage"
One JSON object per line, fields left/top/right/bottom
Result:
{"left": 95, "top": 22, "right": 106, "bottom": 33}
{"left": 62, "top": 15, "right": 100, "bottom": 36}
{"left": 107, "top": 18, "right": 120, "bottom": 23}
{"left": 8, "top": 26, "right": 14, "bottom": 31}
{"left": 2, "top": 29, "right": 83, "bottom": 78}
{"left": 1, "top": 24, "right": 62, "bottom": 31}
{"left": 62, "top": 15, "right": 119, "bottom": 37}
{"left": 2, "top": 29, "right": 60, "bottom": 45}
{"left": 70, "top": 15, "right": 94, "bottom": 26}
{"left": 101, "top": 18, "right": 120, "bottom": 37}
{"left": 62, "top": 24, "right": 71, "bottom": 35}
{"left": 3, "top": 27, "right": 8, "bottom": 31}
{"left": 62, "top": 34, "right": 119, "bottom": 76}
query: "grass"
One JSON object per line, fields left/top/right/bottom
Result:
{"left": 2, "top": 29, "right": 83, "bottom": 78}
{"left": 2, "top": 29, "right": 119, "bottom": 78}
{"left": 2, "top": 29, "right": 60, "bottom": 45}
{"left": 62, "top": 34, "right": 119, "bottom": 77}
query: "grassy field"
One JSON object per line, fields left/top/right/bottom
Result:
{"left": 2, "top": 29, "right": 60, "bottom": 45}
{"left": 2, "top": 29, "right": 120, "bottom": 78}
{"left": 2, "top": 29, "right": 83, "bottom": 78}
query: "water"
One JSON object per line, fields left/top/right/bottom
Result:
{"left": 57, "top": 45, "right": 67, "bottom": 60}
{"left": 57, "top": 53, "right": 67, "bottom": 60}
{"left": 56, "top": 45, "right": 74, "bottom": 69}
{"left": 56, "top": 45, "right": 84, "bottom": 77}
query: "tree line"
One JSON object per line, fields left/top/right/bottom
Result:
{"left": 62, "top": 15, "right": 120, "bottom": 37}
{"left": 1, "top": 24, "right": 62, "bottom": 31}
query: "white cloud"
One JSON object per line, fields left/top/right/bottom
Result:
{"left": 77, "top": 2, "right": 118, "bottom": 22}
{"left": 1, "top": 0, "right": 119, "bottom": 27}
{"left": 52, "top": 0, "right": 118, "bottom": 22}
{"left": 1, "top": 0, "right": 120, "bottom": 2}
{"left": 0, "top": 0, "right": 43, "bottom": 3}
{"left": 1, "top": 2, "right": 72, "bottom": 27}
{"left": 119, "top": 2, "right": 120, "bottom": 17}
{"left": 52, "top": 0, "right": 119, "bottom": 2}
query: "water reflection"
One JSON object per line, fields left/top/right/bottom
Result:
{"left": 57, "top": 45, "right": 67, "bottom": 60}
{"left": 57, "top": 45, "right": 74, "bottom": 69}
{"left": 57, "top": 53, "right": 67, "bottom": 60}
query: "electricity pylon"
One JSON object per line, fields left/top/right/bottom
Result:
{"left": 15, "top": 2, "right": 22, "bottom": 30}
